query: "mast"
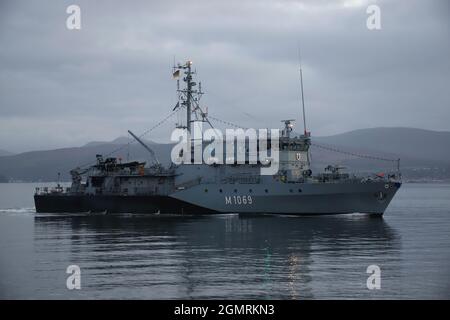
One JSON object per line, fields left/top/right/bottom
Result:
{"left": 173, "top": 60, "right": 197, "bottom": 133}
{"left": 185, "top": 61, "right": 192, "bottom": 132}
{"left": 172, "top": 60, "right": 212, "bottom": 132}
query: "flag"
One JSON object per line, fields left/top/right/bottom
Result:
{"left": 173, "top": 101, "right": 180, "bottom": 111}
{"left": 172, "top": 69, "right": 180, "bottom": 79}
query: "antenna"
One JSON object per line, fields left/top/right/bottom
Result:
{"left": 298, "top": 46, "right": 311, "bottom": 169}
{"left": 298, "top": 48, "right": 307, "bottom": 135}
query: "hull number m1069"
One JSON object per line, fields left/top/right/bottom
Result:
{"left": 225, "top": 195, "right": 253, "bottom": 205}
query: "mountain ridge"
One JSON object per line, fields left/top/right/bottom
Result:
{"left": 0, "top": 149, "right": 14, "bottom": 157}
{"left": 0, "top": 127, "right": 448, "bottom": 182}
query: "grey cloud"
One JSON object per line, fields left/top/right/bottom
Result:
{"left": 0, "top": 0, "right": 449, "bottom": 153}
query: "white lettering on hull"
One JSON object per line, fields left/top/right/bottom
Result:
{"left": 224, "top": 195, "right": 253, "bottom": 205}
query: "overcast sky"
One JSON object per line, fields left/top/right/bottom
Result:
{"left": 0, "top": 0, "right": 449, "bottom": 153}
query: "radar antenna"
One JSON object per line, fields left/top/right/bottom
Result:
{"left": 281, "top": 119, "right": 295, "bottom": 138}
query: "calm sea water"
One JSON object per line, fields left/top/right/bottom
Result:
{"left": 0, "top": 182, "right": 449, "bottom": 299}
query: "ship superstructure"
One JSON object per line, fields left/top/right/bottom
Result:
{"left": 34, "top": 60, "right": 401, "bottom": 215}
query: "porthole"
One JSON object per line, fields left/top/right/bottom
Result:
{"left": 298, "top": 189, "right": 302, "bottom": 193}
{"left": 265, "top": 189, "right": 268, "bottom": 193}
{"left": 219, "top": 189, "right": 223, "bottom": 193}
{"left": 204, "top": 189, "right": 208, "bottom": 193}
{"left": 234, "top": 189, "right": 238, "bottom": 193}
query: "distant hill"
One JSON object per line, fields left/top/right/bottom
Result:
{"left": 314, "top": 127, "right": 450, "bottom": 165}
{"left": 0, "top": 127, "right": 448, "bottom": 182}
{"left": 310, "top": 127, "right": 450, "bottom": 181}
{"left": 0, "top": 143, "right": 173, "bottom": 182}
{"left": 83, "top": 136, "right": 156, "bottom": 148}
{"left": 0, "top": 149, "right": 14, "bottom": 157}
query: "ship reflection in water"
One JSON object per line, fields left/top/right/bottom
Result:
{"left": 31, "top": 213, "right": 400, "bottom": 299}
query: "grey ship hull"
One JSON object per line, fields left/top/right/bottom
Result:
{"left": 34, "top": 194, "right": 214, "bottom": 214}
{"left": 34, "top": 181, "right": 400, "bottom": 216}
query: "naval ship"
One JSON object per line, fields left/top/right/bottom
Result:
{"left": 34, "top": 60, "right": 401, "bottom": 216}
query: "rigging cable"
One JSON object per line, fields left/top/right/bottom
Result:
{"left": 75, "top": 109, "right": 399, "bottom": 170}
{"left": 310, "top": 143, "right": 399, "bottom": 163}
{"left": 208, "top": 116, "right": 249, "bottom": 130}
{"left": 209, "top": 116, "right": 399, "bottom": 164}
{"left": 76, "top": 108, "right": 181, "bottom": 169}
